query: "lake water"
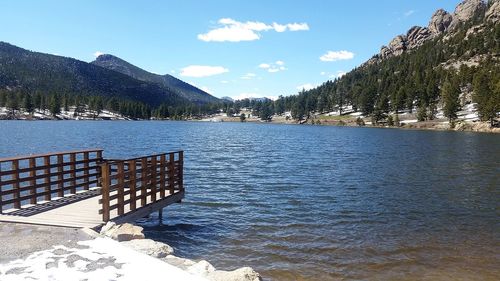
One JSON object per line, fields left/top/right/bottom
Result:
{"left": 0, "top": 121, "right": 499, "bottom": 280}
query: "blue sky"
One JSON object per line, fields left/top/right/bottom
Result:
{"left": 0, "top": 0, "right": 460, "bottom": 100}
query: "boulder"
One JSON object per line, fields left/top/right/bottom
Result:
{"left": 428, "top": 9, "right": 453, "bottom": 34}
{"left": 187, "top": 260, "right": 216, "bottom": 276}
{"left": 99, "top": 221, "right": 118, "bottom": 236}
{"left": 207, "top": 267, "right": 262, "bottom": 281}
{"left": 100, "top": 222, "right": 145, "bottom": 241}
{"left": 388, "top": 35, "right": 407, "bottom": 56}
{"left": 450, "top": 0, "right": 487, "bottom": 29}
{"left": 406, "top": 26, "right": 432, "bottom": 49}
{"left": 162, "top": 255, "right": 197, "bottom": 270}
{"left": 379, "top": 35, "right": 407, "bottom": 59}
{"left": 486, "top": 0, "right": 500, "bottom": 23}
{"left": 120, "top": 239, "right": 174, "bottom": 258}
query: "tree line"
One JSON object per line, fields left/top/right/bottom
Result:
{"left": 223, "top": 17, "right": 500, "bottom": 126}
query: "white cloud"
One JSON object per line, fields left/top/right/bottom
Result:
{"left": 321, "top": 70, "right": 348, "bottom": 78}
{"left": 198, "top": 18, "right": 309, "bottom": 42}
{"left": 296, "top": 83, "right": 317, "bottom": 91}
{"left": 220, "top": 80, "right": 229, "bottom": 84}
{"left": 241, "top": 73, "right": 256, "bottom": 80}
{"left": 320, "top": 50, "right": 355, "bottom": 62}
{"left": 272, "top": 23, "right": 287, "bottom": 32}
{"left": 404, "top": 10, "right": 415, "bottom": 17}
{"left": 259, "top": 61, "right": 286, "bottom": 73}
{"left": 287, "top": 23, "right": 309, "bottom": 31}
{"left": 170, "top": 70, "right": 176, "bottom": 74}
{"left": 180, "top": 65, "right": 229, "bottom": 77}
{"left": 93, "top": 51, "right": 104, "bottom": 58}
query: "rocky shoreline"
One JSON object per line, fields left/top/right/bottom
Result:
{"left": 0, "top": 222, "right": 261, "bottom": 281}
{"left": 98, "top": 222, "right": 262, "bottom": 281}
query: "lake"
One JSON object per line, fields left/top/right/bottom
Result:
{"left": 0, "top": 121, "right": 499, "bottom": 280}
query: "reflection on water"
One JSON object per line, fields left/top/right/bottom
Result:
{"left": 1, "top": 121, "right": 499, "bottom": 280}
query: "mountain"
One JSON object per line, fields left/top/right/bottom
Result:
{"left": 92, "top": 54, "right": 219, "bottom": 104}
{"left": 0, "top": 42, "right": 190, "bottom": 107}
{"left": 293, "top": 0, "right": 499, "bottom": 124}
{"left": 369, "top": 0, "right": 494, "bottom": 62}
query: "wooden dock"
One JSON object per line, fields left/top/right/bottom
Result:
{"left": 0, "top": 149, "right": 184, "bottom": 229}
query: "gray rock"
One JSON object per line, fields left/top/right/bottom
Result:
{"left": 99, "top": 221, "right": 118, "bottom": 236}
{"left": 450, "top": 0, "right": 487, "bottom": 29}
{"left": 101, "top": 223, "right": 145, "bottom": 242}
{"left": 388, "top": 35, "right": 407, "bottom": 55}
{"left": 406, "top": 26, "right": 432, "bottom": 49}
{"left": 120, "top": 239, "right": 173, "bottom": 258}
{"left": 486, "top": 0, "right": 500, "bottom": 22}
{"left": 187, "top": 260, "right": 216, "bottom": 276}
{"left": 207, "top": 267, "right": 262, "bottom": 281}
{"left": 162, "top": 255, "right": 197, "bottom": 270}
{"left": 428, "top": 9, "right": 453, "bottom": 34}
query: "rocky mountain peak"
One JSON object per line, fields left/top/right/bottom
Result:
{"left": 486, "top": 0, "right": 500, "bottom": 22}
{"left": 450, "top": 0, "right": 487, "bottom": 29}
{"left": 373, "top": 0, "right": 495, "bottom": 63}
{"left": 428, "top": 9, "right": 453, "bottom": 34}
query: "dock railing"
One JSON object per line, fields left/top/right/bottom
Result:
{"left": 0, "top": 149, "right": 103, "bottom": 213}
{"left": 98, "top": 151, "right": 184, "bottom": 221}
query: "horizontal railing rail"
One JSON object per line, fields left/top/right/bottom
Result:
{"left": 0, "top": 149, "right": 103, "bottom": 213}
{"left": 99, "top": 151, "right": 184, "bottom": 221}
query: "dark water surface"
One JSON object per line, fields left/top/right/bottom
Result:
{"left": 1, "top": 121, "right": 499, "bottom": 280}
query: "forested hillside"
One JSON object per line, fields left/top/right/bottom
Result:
{"left": 0, "top": 42, "right": 225, "bottom": 119}
{"left": 229, "top": 0, "right": 500, "bottom": 127}
{"left": 92, "top": 54, "right": 219, "bottom": 104}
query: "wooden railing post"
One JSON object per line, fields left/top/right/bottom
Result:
{"left": 101, "top": 163, "right": 110, "bottom": 222}
{"left": 160, "top": 154, "right": 166, "bottom": 199}
{"left": 29, "top": 158, "right": 36, "bottom": 205}
{"left": 43, "top": 156, "right": 50, "bottom": 201}
{"left": 57, "top": 154, "right": 64, "bottom": 197}
{"left": 129, "top": 160, "right": 136, "bottom": 211}
{"left": 179, "top": 151, "right": 184, "bottom": 191}
{"left": 83, "top": 152, "right": 89, "bottom": 190}
{"left": 141, "top": 158, "right": 147, "bottom": 207}
{"left": 168, "top": 153, "right": 175, "bottom": 194}
{"left": 70, "top": 153, "right": 76, "bottom": 194}
{"left": 151, "top": 157, "right": 157, "bottom": 202}
{"left": 12, "top": 160, "right": 20, "bottom": 209}
{"left": 117, "top": 162, "right": 124, "bottom": 216}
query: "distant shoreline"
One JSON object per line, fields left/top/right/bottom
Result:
{"left": 2, "top": 115, "right": 499, "bottom": 134}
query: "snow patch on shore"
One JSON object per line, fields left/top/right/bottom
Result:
{"left": 0, "top": 237, "right": 208, "bottom": 281}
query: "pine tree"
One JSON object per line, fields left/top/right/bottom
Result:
{"left": 473, "top": 71, "right": 499, "bottom": 126}
{"left": 49, "top": 94, "right": 61, "bottom": 117}
{"left": 23, "top": 93, "right": 35, "bottom": 115}
{"left": 6, "top": 92, "right": 19, "bottom": 115}
{"left": 442, "top": 80, "right": 461, "bottom": 124}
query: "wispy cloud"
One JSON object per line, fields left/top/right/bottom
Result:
{"left": 241, "top": 73, "right": 257, "bottom": 80}
{"left": 180, "top": 65, "right": 228, "bottom": 77}
{"left": 198, "top": 18, "right": 309, "bottom": 42}
{"left": 320, "top": 50, "right": 354, "bottom": 62}
{"left": 258, "top": 61, "right": 287, "bottom": 73}
{"left": 320, "top": 70, "right": 346, "bottom": 78}
{"left": 404, "top": 10, "right": 415, "bottom": 17}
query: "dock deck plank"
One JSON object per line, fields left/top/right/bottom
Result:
{"left": 0, "top": 188, "right": 183, "bottom": 229}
